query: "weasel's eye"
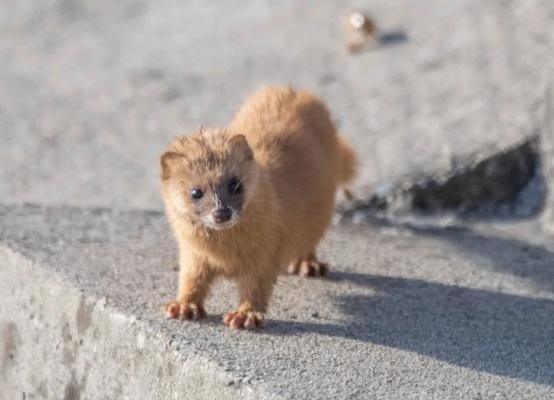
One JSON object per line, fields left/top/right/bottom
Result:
{"left": 228, "top": 178, "right": 242, "bottom": 195}
{"left": 190, "top": 188, "right": 204, "bottom": 200}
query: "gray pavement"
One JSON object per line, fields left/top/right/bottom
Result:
{"left": 0, "top": 0, "right": 552, "bottom": 209}
{"left": 1, "top": 205, "right": 553, "bottom": 399}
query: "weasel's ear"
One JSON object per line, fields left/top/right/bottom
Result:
{"left": 160, "top": 151, "right": 184, "bottom": 180}
{"left": 228, "top": 134, "right": 253, "bottom": 160}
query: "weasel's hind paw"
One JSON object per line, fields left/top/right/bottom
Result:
{"left": 287, "top": 256, "right": 329, "bottom": 277}
{"left": 165, "top": 301, "right": 206, "bottom": 320}
{"left": 223, "top": 310, "right": 265, "bottom": 330}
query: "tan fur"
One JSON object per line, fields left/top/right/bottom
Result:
{"left": 161, "top": 86, "right": 357, "bottom": 329}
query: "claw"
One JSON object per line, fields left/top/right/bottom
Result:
{"left": 288, "top": 255, "right": 329, "bottom": 277}
{"left": 164, "top": 301, "right": 206, "bottom": 320}
{"left": 223, "top": 310, "right": 265, "bottom": 330}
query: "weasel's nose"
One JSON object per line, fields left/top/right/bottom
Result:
{"left": 213, "top": 207, "right": 232, "bottom": 223}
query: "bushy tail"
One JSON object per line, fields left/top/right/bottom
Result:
{"left": 337, "top": 134, "right": 358, "bottom": 186}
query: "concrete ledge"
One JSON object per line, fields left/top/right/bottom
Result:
{"left": 1, "top": 205, "right": 554, "bottom": 399}
{"left": 0, "top": 245, "right": 272, "bottom": 400}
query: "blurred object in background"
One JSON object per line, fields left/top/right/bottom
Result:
{"left": 345, "top": 10, "right": 378, "bottom": 53}
{"left": 344, "top": 10, "right": 408, "bottom": 54}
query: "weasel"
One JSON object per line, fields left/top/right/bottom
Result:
{"left": 160, "top": 86, "right": 357, "bottom": 329}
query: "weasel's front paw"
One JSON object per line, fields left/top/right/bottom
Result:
{"left": 165, "top": 300, "right": 206, "bottom": 320}
{"left": 287, "top": 257, "right": 328, "bottom": 277}
{"left": 223, "top": 310, "right": 265, "bottom": 330}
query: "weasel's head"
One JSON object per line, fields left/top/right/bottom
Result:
{"left": 160, "top": 128, "right": 259, "bottom": 231}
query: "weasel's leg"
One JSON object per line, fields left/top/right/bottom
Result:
{"left": 223, "top": 271, "right": 277, "bottom": 330}
{"left": 165, "top": 260, "right": 215, "bottom": 320}
{"left": 287, "top": 252, "right": 328, "bottom": 277}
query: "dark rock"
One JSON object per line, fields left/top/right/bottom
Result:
{"left": 340, "top": 137, "right": 545, "bottom": 221}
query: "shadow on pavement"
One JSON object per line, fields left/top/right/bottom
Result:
{"left": 267, "top": 230, "right": 554, "bottom": 386}
{"left": 378, "top": 30, "right": 409, "bottom": 47}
